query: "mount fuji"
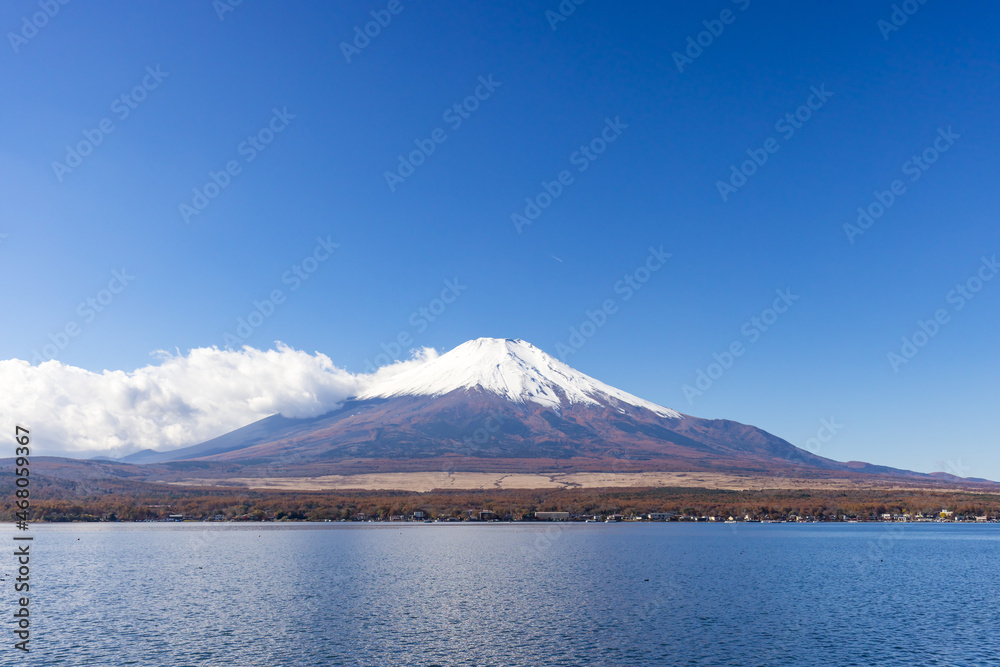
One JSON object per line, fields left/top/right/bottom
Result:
{"left": 122, "top": 338, "right": 929, "bottom": 481}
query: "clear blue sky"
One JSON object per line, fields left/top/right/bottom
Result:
{"left": 2, "top": 1, "right": 998, "bottom": 478}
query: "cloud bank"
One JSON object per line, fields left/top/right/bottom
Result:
{"left": 0, "top": 343, "right": 437, "bottom": 458}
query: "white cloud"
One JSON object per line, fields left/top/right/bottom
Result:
{"left": 0, "top": 343, "right": 438, "bottom": 458}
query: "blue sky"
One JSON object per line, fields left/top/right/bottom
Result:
{"left": 1, "top": 1, "right": 998, "bottom": 478}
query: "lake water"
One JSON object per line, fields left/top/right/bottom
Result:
{"left": 2, "top": 522, "right": 999, "bottom": 666}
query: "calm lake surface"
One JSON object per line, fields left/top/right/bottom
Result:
{"left": 2, "top": 522, "right": 998, "bottom": 666}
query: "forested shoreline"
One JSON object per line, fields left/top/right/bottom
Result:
{"left": 3, "top": 474, "right": 999, "bottom": 523}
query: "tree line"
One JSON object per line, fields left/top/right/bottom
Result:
{"left": 2, "top": 473, "right": 998, "bottom": 522}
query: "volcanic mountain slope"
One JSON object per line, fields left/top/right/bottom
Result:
{"left": 123, "top": 338, "right": 941, "bottom": 481}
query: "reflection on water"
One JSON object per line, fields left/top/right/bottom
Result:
{"left": 3, "top": 522, "right": 999, "bottom": 666}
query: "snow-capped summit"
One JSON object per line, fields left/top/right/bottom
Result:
{"left": 357, "top": 337, "right": 682, "bottom": 419}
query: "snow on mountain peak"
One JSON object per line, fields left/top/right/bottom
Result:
{"left": 357, "top": 337, "right": 682, "bottom": 419}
